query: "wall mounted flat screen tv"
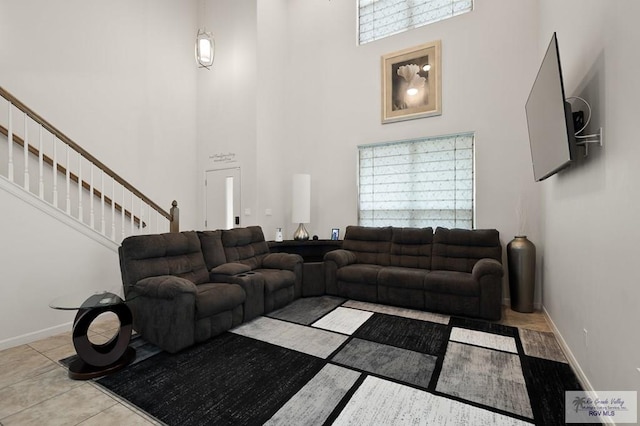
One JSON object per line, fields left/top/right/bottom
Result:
{"left": 525, "top": 32, "right": 576, "bottom": 182}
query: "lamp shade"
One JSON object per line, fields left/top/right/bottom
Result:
{"left": 292, "top": 174, "right": 310, "bottom": 224}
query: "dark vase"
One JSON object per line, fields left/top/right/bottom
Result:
{"left": 507, "top": 236, "right": 536, "bottom": 313}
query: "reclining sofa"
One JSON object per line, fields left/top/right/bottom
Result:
{"left": 119, "top": 225, "right": 503, "bottom": 353}
{"left": 119, "top": 226, "right": 302, "bottom": 353}
{"left": 324, "top": 226, "right": 503, "bottom": 320}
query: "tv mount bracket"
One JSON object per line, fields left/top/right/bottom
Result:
{"left": 569, "top": 96, "right": 603, "bottom": 157}
{"left": 575, "top": 127, "right": 603, "bottom": 156}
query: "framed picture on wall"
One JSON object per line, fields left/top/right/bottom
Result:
{"left": 331, "top": 228, "right": 340, "bottom": 240}
{"left": 381, "top": 40, "right": 442, "bottom": 123}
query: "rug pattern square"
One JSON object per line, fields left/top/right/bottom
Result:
{"left": 519, "top": 328, "right": 567, "bottom": 363}
{"left": 449, "top": 327, "right": 518, "bottom": 353}
{"left": 311, "top": 307, "right": 374, "bottom": 335}
{"left": 267, "top": 296, "right": 346, "bottom": 325}
{"left": 264, "top": 364, "right": 361, "bottom": 425}
{"left": 334, "top": 376, "right": 532, "bottom": 426}
{"left": 436, "top": 341, "right": 533, "bottom": 419}
{"left": 230, "top": 316, "right": 348, "bottom": 358}
{"left": 353, "top": 313, "right": 449, "bottom": 355}
{"left": 331, "top": 338, "right": 437, "bottom": 389}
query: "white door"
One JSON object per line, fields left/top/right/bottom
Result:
{"left": 205, "top": 168, "right": 241, "bottom": 230}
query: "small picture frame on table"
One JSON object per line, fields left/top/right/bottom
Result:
{"left": 331, "top": 228, "right": 340, "bottom": 240}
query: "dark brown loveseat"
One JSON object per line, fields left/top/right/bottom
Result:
{"left": 119, "top": 227, "right": 302, "bottom": 353}
{"left": 324, "top": 226, "right": 503, "bottom": 320}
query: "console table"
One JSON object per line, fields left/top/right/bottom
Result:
{"left": 268, "top": 239, "right": 342, "bottom": 296}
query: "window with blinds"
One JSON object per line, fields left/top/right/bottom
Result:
{"left": 358, "top": 0, "right": 473, "bottom": 45}
{"left": 358, "top": 133, "right": 474, "bottom": 229}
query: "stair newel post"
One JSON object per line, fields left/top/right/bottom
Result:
{"left": 170, "top": 200, "right": 179, "bottom": 233}
{"left": 100, "top": 170, "right": 105, "bottom": 234}
{"left": 23, "top": 112, "right": 29, "bottom": 191}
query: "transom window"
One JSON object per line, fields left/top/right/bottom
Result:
{"left": 358, "top": 133, "right": 474, "bottom": 229}
{"left": 358, "top": 0, "right": 473, "bottom": 45}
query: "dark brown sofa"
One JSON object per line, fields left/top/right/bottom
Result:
{"left": 119, "top": 227, "right": 302, "bottom": 353}
{"left": 324, "top": 226, "right": 503, "bottom": 320}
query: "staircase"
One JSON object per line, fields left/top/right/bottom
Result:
{"left": 0, "top": 86, "right": 178, "bottom": 243}
{"left": 0, "top": 86, "right": 181, "bottom": 350}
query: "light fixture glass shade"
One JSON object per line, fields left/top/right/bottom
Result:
{"left": 195, "top": 29, "right": 214, "bottom": 69}
{"left": 292, "top": 174, "right": 310, "bottom": 240}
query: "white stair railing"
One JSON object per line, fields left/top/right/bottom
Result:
{"left": 0, "top": 86, "right": 179, "bottom": 241}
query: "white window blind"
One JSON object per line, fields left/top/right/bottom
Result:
{"left": 359, "top": 0, "right": 473, "bottom": 45}
{"left": 358, "top": 133, "right": 474, "bottom": 229}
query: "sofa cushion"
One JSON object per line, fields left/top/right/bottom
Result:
{"left": 431, "top": 227, "right": 501, "bottom": 273}
{"left": 337, "top": 264, "right": 383, "bottom": 284}
{"left": 120, "top": 231, "right": 210, "bottom": 286}
{"left": 222, "top": 226, "right": 270, "bottom": 269}
{"left": 389, "top": 227, "right": 433, "bottom": 269}
{"left": 378, "top": 266, "right": 429, "bottom": 290}
{"left": 198, "top": 230, "right": 227, "bottom": 270}
{"left": 424, "top": 271, "right": 479, "bottom": 296}
{"left": 195, "top": 283, "right": 246, "bottom": 319}
{"left": 342, "top": 226, "right": 392, "bottom": 266}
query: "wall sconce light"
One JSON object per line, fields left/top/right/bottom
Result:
{"left": 195, "top": 29, "right": 215, "bottom": 70}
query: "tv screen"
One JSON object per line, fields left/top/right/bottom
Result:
{"left": 525, "top": 32, "right": 576, "bottom": 182}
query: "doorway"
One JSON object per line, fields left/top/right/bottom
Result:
{"left": 205, "top": 168, "right": 241, "bottom": 230}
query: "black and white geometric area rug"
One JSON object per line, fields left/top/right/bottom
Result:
{"left": 96, "top": 296, "right": 593, "bottom": 425}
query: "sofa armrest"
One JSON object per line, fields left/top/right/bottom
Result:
{"left": 472, "top": 259, "right": 503, "bottom": 320}
{"left": 324, "top": 249, "right": 357, "bottom": 268}
{"left": 472, "top": 258, "right": 504, "bottom": 280}
{"left": 132, "top": 275, "right": 197, "bottom": 300}
{"left": 262, "top": 253, "right": 303, "bottom": 271}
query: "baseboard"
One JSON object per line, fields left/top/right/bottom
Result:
{"left": 542, "top": 307, "right": 616, "bottom": 426}
{"left": 0, "top": 321, "right": 73, "bottom": 351}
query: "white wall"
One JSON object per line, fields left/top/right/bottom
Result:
{"left": 202, "top": 0, "right": 543, "bottom": 302}
{"left": 538, "top": 0, "right": 640, "bottom": 393}
{"left": 196, "top": 0, "right": 258, "bottom": 230}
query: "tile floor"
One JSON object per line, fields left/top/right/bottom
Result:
{"left": 0, "top": 306, "right": 552, "bottom": 426}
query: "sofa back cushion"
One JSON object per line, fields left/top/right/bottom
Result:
{"left": 221, "top": 226, "right": 269, "bottom": 270}
{"left": 342, "top": 226, "right": 392, "bottom": 266}
{"left": 197, "top": 230, "right": 227, "bottom": 271}
{"left": 119, "top": 231, "right": 209, "bottom": 287}
{"left": 431, "top": 227, "right": 501, "bottom": 273}
{"left": 389, "top": 227, "right": 433, "bottom": 269}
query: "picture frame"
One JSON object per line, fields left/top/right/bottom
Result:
{"left": 331, "top": 228, "right": 340, "bottom": 240}
{"left": 381, "top": 40, "right": 442, "bottom": 124}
